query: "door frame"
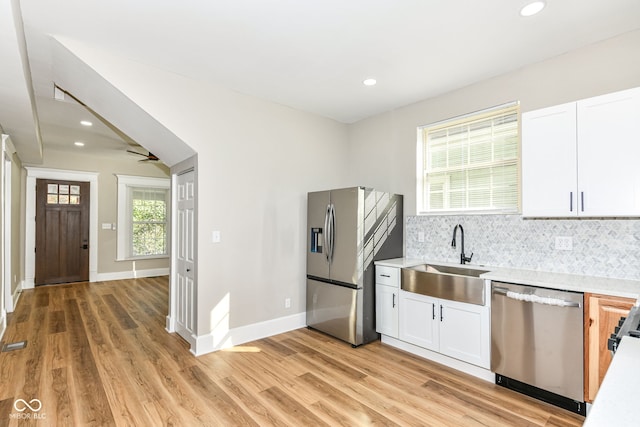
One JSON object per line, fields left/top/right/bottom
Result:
{"left": 3, "top": 148, "right": 13, "bottom": 312}
{"left": 2, "top": 135, "right": 16, "bottom": 322}
{"left": 167, "top": 156, "right": 197, "bottom": 346}
{"left": 24, "top": 167, "right": 99, "bottom": 289}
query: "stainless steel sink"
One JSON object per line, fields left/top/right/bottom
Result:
{"left": 401, "top": 264, "right": 489, "bottom": 306}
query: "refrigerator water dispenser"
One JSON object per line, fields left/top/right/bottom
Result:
{"left": 310, "top": 228, "right": 323, "bottom": 253}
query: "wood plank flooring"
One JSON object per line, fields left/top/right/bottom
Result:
{"left": 0, "top": 277, "right": 585, "bottom": 426}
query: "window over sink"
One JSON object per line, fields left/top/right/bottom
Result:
{"left": 417, "top": 102, "right": 520, "bottom": 214}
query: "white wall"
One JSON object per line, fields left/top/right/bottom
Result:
{"left": 348, "top": 29, "right": 640, "bottom": 214}
{"left": 55, "top": 41, "right": 350, "bottom": 340}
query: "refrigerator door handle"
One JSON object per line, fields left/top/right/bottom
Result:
{"left": 328, "top": 204, "right": 336, "bottom": 262}
{"left": 324, "top": 204, "right": 331, "bottom": 262}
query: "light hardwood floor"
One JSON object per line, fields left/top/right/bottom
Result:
{"left": 0, "top": 277, "right": 584, "bottom": 426}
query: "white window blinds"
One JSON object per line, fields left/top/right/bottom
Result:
{"left": 418, "top": 103, "right": 520, "bottom": 214}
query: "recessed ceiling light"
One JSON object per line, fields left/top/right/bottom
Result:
{"left": 80, "top": 120, "right": 93, "bottom": 126}
{"left": 520, "top": 1, "right": 546, "bottom": 17}
{"left": 363, "top": 78, "right": 377, "bottom": 86}
{"left": 74, "top": 141, "right": 85, "bottom": 147}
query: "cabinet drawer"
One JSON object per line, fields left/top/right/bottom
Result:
{"left": 376, "top": 266, "right": 399, "bottom": 287}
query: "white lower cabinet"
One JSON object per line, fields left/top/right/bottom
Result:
{"left": 399, "top": 289, "right": 490, "bottom": 369}
{"left": 438, "top": 299, "right": 490, "bottom": 368}
{"left": 375, "top": 284, "right": 399, "bottom": 337}
{"left": 375, "top": 265, "right": 400, "bottom": 338}
{"left": 399, "top": 290, "right": 439, "bottom": 351}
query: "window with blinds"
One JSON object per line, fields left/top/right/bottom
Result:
{"left": 418, "top": 103, "right": 520, "bottom": 214}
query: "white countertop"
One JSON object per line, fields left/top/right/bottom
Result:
{"left": 375, "top": 258, "right": 640, "bottom": 300}
{"left": 374, "top": 257, "right": 424, "bottom": 269}
{"left": 583, "top": 336, "right": 640, "bottom": 427}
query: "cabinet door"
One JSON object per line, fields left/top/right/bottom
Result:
{"left": 399, "top": 290, "right": 439, "bottom": 351}
{"left": 439, "top": 299, "right": 490, "bottom": 369}
{"left": 585, "top": 293, "right": 635, "bottom": 402}
{"left": 522, "top": 102, "right": 577, "bottom": 217}
{"left": 376, "top": 284, "right": 398, "bottom": 338}
{"left": 577, "top": 87, "right": 640, "bottom": 216}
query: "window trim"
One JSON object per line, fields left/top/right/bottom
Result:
{"left": 116, "top": 174, "right": 170, "bottom": 261}
{"left": 416, "top": 102, "right": 521, "bottom": 215}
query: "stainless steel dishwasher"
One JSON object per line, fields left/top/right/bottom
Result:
{"left": 491, "top": 281, "right": 585, "bottom": 415}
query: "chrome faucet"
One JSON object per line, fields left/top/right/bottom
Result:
{"left": 451, "top": 224, "right": 473, "bottom": 265}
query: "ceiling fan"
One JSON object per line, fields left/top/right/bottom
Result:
{"left": 127, "top": 150, "right": 159, "bottom": 162}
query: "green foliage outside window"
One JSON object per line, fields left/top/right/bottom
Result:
{"left": 131, "top": 188, "right": 167, "bottom": 256}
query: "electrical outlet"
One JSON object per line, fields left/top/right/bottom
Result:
{"left": 285, "top": 298, "right": 291, "bottom": 309}
{"left": 555, "top": 236, "right": 573, "bottom": 251}
{"left": 418, "top": 232, "right": 425, "bottom": 243}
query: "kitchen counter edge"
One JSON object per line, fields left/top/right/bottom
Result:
{"left": 374, "top": 258, "right": 640, "bottom": 301}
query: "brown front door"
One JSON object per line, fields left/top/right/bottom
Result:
{"left": 35, "top": 179, "right": 90, "bottom": 285}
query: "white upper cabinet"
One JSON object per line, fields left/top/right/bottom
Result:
{"left": 577, "top": 88, "right": 640, "bottom": 216}
{"left": 522, "top": 86, "right": 640, "bottom": 217}
{"left": 522, "top": 102, "right": 577, "bottom": 216}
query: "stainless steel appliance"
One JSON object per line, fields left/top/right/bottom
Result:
{"left": 608, "top": 304, "right": 640, "bottom": 354}
{"left": 306, "top": 187, "right": 403, "bottom": 346}
{"left": 491, "top": 281, "right": 585, "bottom": 415}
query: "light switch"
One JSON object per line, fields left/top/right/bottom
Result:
{"left": 212, "top": 230, "right": 221, "bottom": 243}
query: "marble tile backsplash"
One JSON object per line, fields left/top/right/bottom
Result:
{"left": 406, "top": 215, "right": 640, "bottom": 281}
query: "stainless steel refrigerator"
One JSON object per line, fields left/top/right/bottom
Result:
{"left": 306, "top": 187, "right": 403, "bottom": 346}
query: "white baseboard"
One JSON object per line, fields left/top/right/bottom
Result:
{"left": 10, "top": 282, "right": 22, "bottom": 311}
{"left": 381, "top": 335, "right": 494, "bottom": 383}
{"left": 95, "top": 268, "right": 169, "bottom": 282}
{"left": 165, "top": 315, "right": 175, "bottom": 333}
{"left": 22, "top": 278, "right": 34, "bottom": 290}
{"left": 191, "top": 312, "right": 306, "bottom": 356}
{"left": 0, "top": 309, "right": 6, "bottom": 341}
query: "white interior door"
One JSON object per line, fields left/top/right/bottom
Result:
{"left": 175, "top": 169, "right": 196, "bottom": 342}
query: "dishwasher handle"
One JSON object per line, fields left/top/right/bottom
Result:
{"left": 493, "top": 286, "right": 581, "bottom": 308}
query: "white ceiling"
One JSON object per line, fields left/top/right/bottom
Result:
{"left": 2, "top": 0, "right": 640, "bottom": 163}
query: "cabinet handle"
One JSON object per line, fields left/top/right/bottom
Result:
{"left": 440, "top": 305, "right": 443, "bottom": 322}
{"left": 581, "top": 192, "right": 585, "bottom": 212}
{"left": 392, "top": 293, "right": 396, "bottom": 308}
{"left": 432, "top": 304, "right": 435, "bottom": 320}
{"left": 380, "top": 274, "right": 391, "bottom": 278}
{"left": 569, "top": 192, "right": 573, "bottom": 212}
